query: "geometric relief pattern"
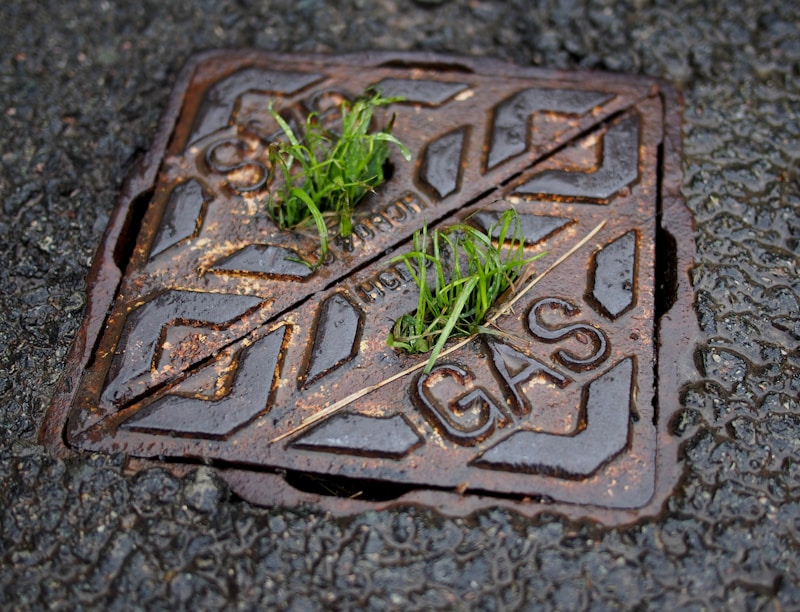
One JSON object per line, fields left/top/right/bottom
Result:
{"left": 418, "top": 127, "right": 467, "bottom": 198}
{"left": 472, "top": 211, "right": 573, "bottom": 245}
{"left": 188, "top": 67, "right": 323, "bottom": 142}
{"left": 472, "top": 358, "right": 633, "bottom": 478}
{"left": 101, "top": 291, "right": 266, "bottom": 406}
{"left": 291, "top": 413, "right": 423, "bottom": 459}
{"left": 210, "top": 244, "right": 314, "bottom": 280}
{"left": 149, "top": 179, "right": 207, "bottom": 258}
{"left": 590, "top": 231, "right": 637, "bottom": 319}
{"left": 515, "top": 113, "right": 641, "bottom": 200}
{"left": 301, "top": 293, "right": 363, "bottom": 388}
{"left": 371, "top": 79, "right": 469, "bottom": 106}
{"left": 487, "top": 88, "right": 614, "bottom": 169}
{"left": 121, "top": 326, "right": 288, "bottom": 439}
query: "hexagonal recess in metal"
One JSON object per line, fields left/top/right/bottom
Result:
{"left": 43, "top": 51, "right": 695, "bottom": 525}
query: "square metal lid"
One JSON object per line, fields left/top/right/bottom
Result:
{"left": 43, "top": 51, "right": 695, "bottom": 524}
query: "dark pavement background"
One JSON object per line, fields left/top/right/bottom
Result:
{"left": 1, "top": 0, "right": 798, "bottom": 608}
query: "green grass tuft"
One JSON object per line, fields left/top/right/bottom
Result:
{"left": 266, "top": 90, "right": 411, "bottom": 267}
{"left": 386, "top": 209, "right": 544, "bottom": 373}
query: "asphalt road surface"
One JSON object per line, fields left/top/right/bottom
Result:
{"left": 1, "top": 0, "right": 798, "bottom": 608}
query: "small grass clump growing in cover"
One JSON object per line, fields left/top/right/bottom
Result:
{"left": 387, "top": 209, "right": 543, "bottom": 373}
{"left": 266, "top": 90, "right": 410, "bottom": 266}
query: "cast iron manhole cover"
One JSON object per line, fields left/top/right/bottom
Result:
{"left": 44, "top": 51, "right": 695, "bottom": 524}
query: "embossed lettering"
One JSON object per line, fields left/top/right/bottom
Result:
{"left": 352, "top": 222, "right": 374, "bottom": 241}
{"left": 392, "top": 263, "right": 414, "bottom": 283}
{"left": 354, "top": 254, "right": 431, "bottom": 305}
{"left": 370, "top": 212, "right": 393, "bottom": 232}
{"left": 401, "top": 192, "right": 427, "bottom": 214}
{"left": 384, "top": 202, "right": 408, "bottom": 223}
{"left": 321, "top": 193, "right": 428, "bottom": 263}
{"left": 486, "top": 339, "right": 570, "bottom": 416}
{"left": 355, "top": 278, "right": 385, "bottom": 303}
{"left": 527, "top": 297, "right": 609, "bottom": 371}
{"left": 378, "top": 271, "right": 401, "bottom": 290}
{"left": 416, "top": 365, "right": 509, "bottom": 445}
{"left": 205, "top": 138, "right": 268, "bottom": 192}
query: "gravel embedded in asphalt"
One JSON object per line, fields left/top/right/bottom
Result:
{"left": 1, "top": 0, "right": 798, "bottom": 608}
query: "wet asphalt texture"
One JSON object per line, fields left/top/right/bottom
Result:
{"left": 1, "top": 0, "right": 799, "bottom": 609}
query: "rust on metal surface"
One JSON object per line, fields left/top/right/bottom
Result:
{"left": 43, "top": 51, "right": 696, "bottom": 524}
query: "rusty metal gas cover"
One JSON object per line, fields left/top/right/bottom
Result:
{"left": 44, "top": 51, "right": 695, "bottom": 524}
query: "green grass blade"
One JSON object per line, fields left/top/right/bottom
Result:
{"left": 265, "top": 90, "right": 408, "bottom": 259}
{"left": 269, "top": 106, "right": 302, "bottom": 149}
{"left": 290, "top": 187, "right": 328, "bottom": 267}
{"left": 387, "top": 208, "right": 543, "bottom": 371}
{"left": 370, "top": 132, "right": 412, "bottom": 160}
{"left": 423, "top": 276, "right": 478, "bottom": 373}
